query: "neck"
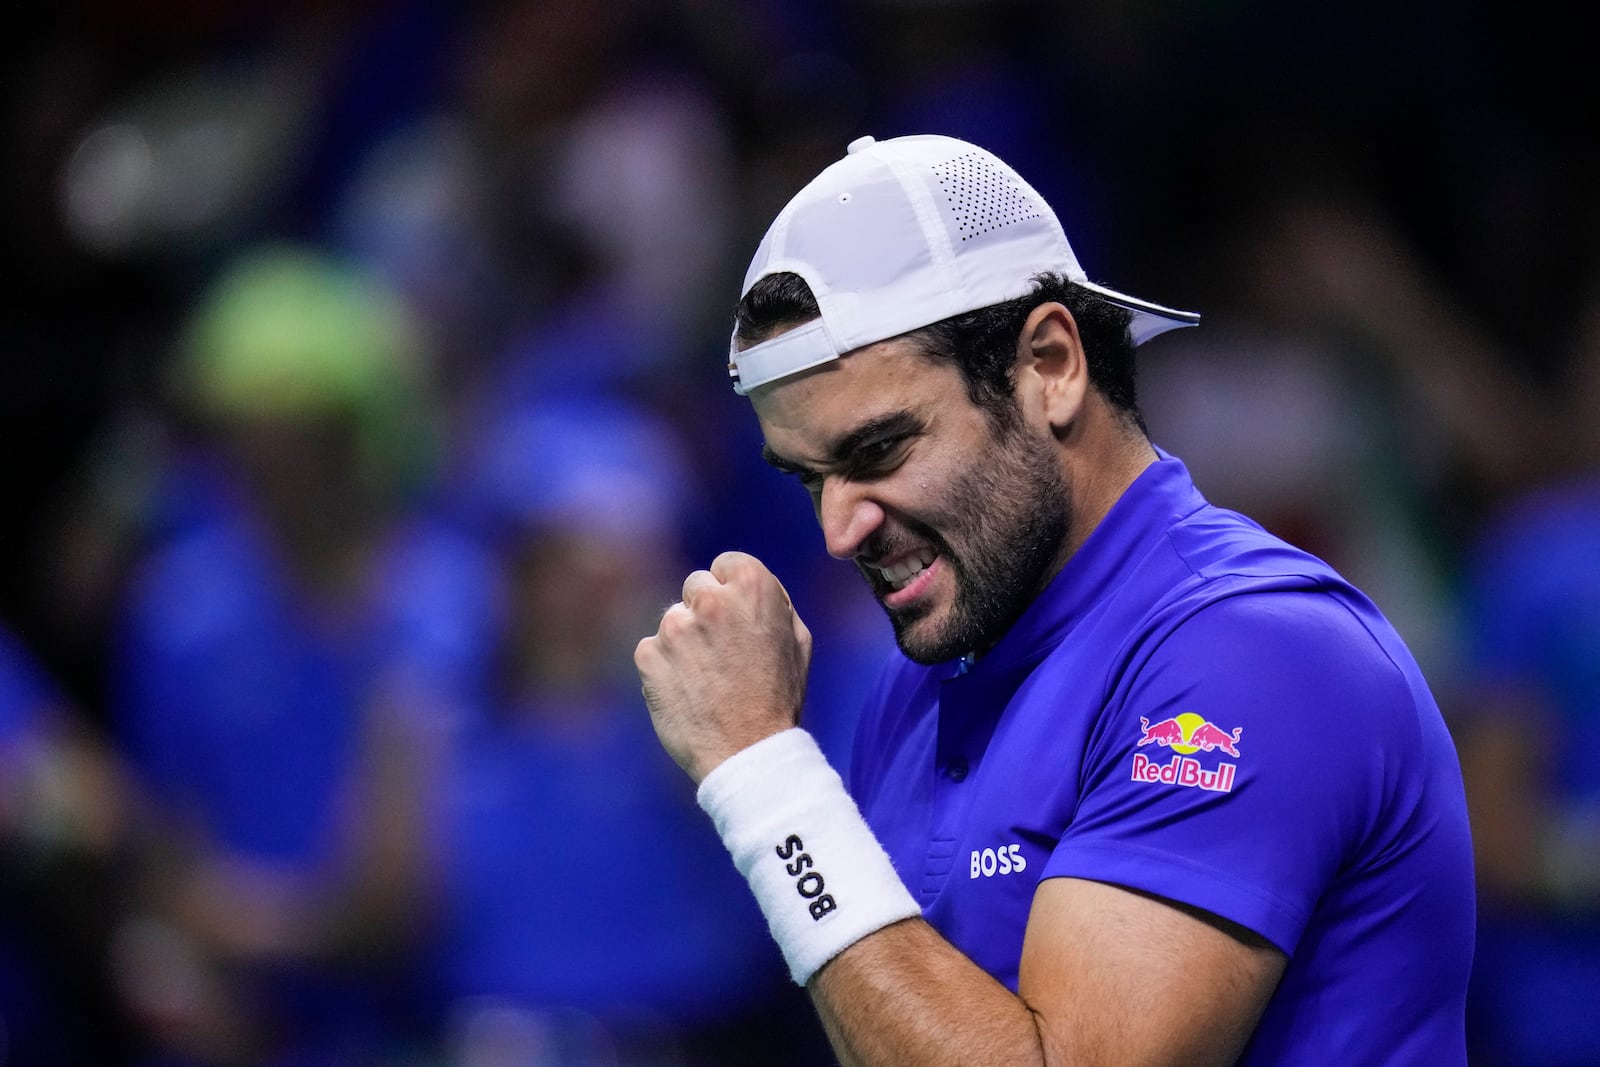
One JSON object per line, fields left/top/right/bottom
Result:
{"left": 1057, "top": 413, "right": 1159, "bottom": 566}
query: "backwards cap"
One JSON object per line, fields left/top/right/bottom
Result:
{"left": 729, "top": 134, "right": 1198, "bottom": 395}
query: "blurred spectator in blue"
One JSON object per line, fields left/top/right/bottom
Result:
{"left": 345, "top": 392, "right": 823, "bottom": 1065}
{"left": 105, "top": 244, "right": 460, "bottom": 1066}
{"left": 1459, "top": 480, "right": 1600, "bottom": 1065}
{"left": 2, "top": 622, "right": 139, "bottom": 1064}
{"left": 1450, "top": 276, "right": 1600, "bottom": 1067}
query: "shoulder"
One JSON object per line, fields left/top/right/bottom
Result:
{"left": 1138, "top": 584, "right": 1427, "bottom": 743}
{"left": 1069, "top": 532, "right": 1444, "bottom": 815}
{"left": 1163, "top": 500, "right": 1345, "bottom": 587}
{"left": 1096, "top": 581, "right": 1455, "bottom": 862}
{"left": 1068, "top": 499, "right": 1418, "bottom": 723}
{"left": 1134, "top": 499, "right": 1419, "bottom": 694}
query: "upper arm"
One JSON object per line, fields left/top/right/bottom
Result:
{"left": 1019, "top": 877, "right": 1285, "bottom": 1067}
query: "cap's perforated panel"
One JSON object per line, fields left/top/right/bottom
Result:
{"left": 932, "top": 151, "right": 1043, "bottom": 240}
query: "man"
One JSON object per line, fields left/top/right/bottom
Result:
{"left": 635, "top": 134, "right": 1474, "bottom": 1065}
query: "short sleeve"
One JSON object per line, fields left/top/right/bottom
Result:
{"left": 1044, "top": 589, "right": 1420, "bottom": 955}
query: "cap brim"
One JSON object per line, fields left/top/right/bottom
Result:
{"left": 1076, "top": 280, "right": 1200, "bottom": 346}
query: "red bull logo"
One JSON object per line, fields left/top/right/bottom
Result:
{"left": 1132, "top": 713, "right": 1242, "bottom": 793}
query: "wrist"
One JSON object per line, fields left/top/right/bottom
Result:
{"left": 697, "top": 728, "right": 922, "bottom": 984}
{"left": 686, "top": 724, "right": 791, "bottom": 784}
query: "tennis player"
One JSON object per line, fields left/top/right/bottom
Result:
{"left": 635, "top": 134, "right": 1474, "bottom": 1065}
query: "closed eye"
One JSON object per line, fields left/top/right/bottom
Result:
{"left": 794, "top": 469, "right": 826, "bottom": 494}
{"left": 846, "top": 434, "right": 909, "bottom": 478}
{"left": 761, "top": 447, "right": 824, "bottom": 494}
{"left": 760, "top": 410, "right": 921, "bottom": 491}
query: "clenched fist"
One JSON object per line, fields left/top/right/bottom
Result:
{"left": 635, "top": 551, "right": 813, "bottom": 783}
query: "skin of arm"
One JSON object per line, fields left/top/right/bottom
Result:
{"left": 635, "top": 552, "right": 1287, "bottom": 1067}
{"left": 814, "top": 878, "right": 1284, "bottom": 1067}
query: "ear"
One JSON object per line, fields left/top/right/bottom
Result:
{"left": 1014, "top": 302, "right": 1088, "bottom": 433}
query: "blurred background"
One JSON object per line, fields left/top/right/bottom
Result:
{"left": 1, "top": 1, "right": 1596, "bottom": 1064}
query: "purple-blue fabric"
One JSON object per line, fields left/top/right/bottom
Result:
{"left": 850, "top": 452, "right": 1474, "bottom": 1064}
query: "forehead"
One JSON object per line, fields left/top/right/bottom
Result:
{"left": 749, "top": 335, "right": 969, "bottom": 452}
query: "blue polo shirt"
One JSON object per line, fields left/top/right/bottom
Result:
{"left": 849, "top": 452, "right": 1474, "bottom": 1064}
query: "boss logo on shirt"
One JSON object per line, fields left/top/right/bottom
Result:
{"left": 775, "top": 834, "right": 838, "bottom": 920}
{"left": 1131, "top": 713, "right": 1242, "bottom": 793}
{"left": 970, "top": 843, "right": 1027, "bottom": 878}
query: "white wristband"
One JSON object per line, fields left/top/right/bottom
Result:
{"left": 697, "top": 728, "right": 922, "bottom": 985}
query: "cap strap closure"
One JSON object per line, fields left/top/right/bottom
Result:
{"left": 729, "top": 318, "right": 839, "bottom": 395}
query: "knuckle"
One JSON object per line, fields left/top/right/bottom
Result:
{"left": 693, "top": 592, "right": 726, "bottom": 623}
{"left": 657, "top": 604, "right": 691, "bottom": 637}
{"left": 713, "top": 550, "right": 756, "bottom": 581}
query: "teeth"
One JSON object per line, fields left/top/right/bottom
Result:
{"left": 877, "top": 548, "right": 936, "bottom": 590}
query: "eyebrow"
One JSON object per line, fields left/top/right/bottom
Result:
{"left": 761, "top": 410, "right": 922, "bottom": 474}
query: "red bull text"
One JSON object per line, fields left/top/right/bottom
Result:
{"left": 1131, "top": 715, "right": 1242, "bottom": 793}
{"left": 1130, "top": 753, "right": 1237, "bottom": 792}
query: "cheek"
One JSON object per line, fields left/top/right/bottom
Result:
{"left": 903, "top": 446, "right": 996, "bottom": 531}
{"left": 896, "top": 435, "right": 981, "bottom": 513}
{"left": 875, "top": 473, "right": 957, "bottom": 542}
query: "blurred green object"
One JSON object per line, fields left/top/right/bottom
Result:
{"left": 174, "top": 243, "right": 438, "bottom": 493}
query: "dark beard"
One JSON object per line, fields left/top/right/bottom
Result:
{"left": 863, "top": 423, "right": 1071, "bottom": 665}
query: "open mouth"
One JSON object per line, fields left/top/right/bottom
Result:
{"left": 870, "top": 546, "right": 938, "bottom": 593}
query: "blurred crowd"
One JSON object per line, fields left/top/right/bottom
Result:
{"left": 1, "top": 1, "right": 1596, "bottom": 1065}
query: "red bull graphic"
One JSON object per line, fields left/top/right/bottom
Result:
{"left": 1133, "top": 713, "right": 1242, "bottom": 793}
{"left": 1136, "top": 716, "right": 1186, "bottom": 747}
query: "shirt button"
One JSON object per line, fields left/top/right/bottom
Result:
{"left": 947, "top": 757, "right": 969, "bottom": 783}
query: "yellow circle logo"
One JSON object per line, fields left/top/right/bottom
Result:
{"left": 1168, "top": 712, "right": 1207, "bottom": 755}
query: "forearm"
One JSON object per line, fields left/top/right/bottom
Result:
{"left": 810, "top": 918, "right": 1049, "bottom": 1067}
{"left": 686, "top": 729, "right": 1053, "bottom": 1062}
{"left": 807, "top": 879, "right": 1282, "bottom": 1067}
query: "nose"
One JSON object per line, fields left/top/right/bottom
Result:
{"left": 817, "top": 475, "right": 885, "bottom": 561}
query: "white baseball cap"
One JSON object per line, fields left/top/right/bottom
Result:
{"left": 729, "top": 133, "right": 1199, "bottom": 395}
